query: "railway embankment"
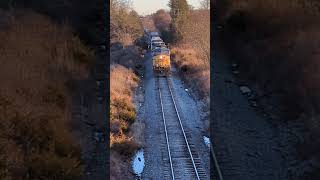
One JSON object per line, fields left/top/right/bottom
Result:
{"left": 170, "top": 46, "right": 210, "bottom": 133}
{"left": 110, "top": 44, "right": 145, "bottom": 179}
{"left": 217, "top": 1, "right": 320, "bottom": 179}
{"left": 110, "top": 1, "right": 146, "bottom": 179}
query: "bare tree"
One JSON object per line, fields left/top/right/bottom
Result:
{"left": 199, "top": 0, "right": 210, "bottom": 10}
{"left": 110, "top": 0, "right": 142, "bottom": 45}
{"left": 153, "top": 9, "right": 172, "bottom": 32}
{"left": 181, "top": 10, "right": 210, "bottom": 65}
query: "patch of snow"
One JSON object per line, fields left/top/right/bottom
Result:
{"left": 203, "top": 136, "right": 211, "bottom": 148}
{"left": 239, "top": 86, "right": 251, "bottom": 94}
{"left": 185, "top": 88, "right": 189, "bottom": 92}
{"left": 132, "top": 149, "right": 145, "bottom": 177}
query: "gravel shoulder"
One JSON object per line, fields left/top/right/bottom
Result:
{"left": 211, "top": 49, "right": 300, "bottom": 180}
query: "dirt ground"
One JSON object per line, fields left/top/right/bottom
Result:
{"left": 211, "top": 46, "right": 302, "bottom": 180}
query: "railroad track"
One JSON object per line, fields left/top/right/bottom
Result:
{"left": 157, "top": 77, "right": 208, "bottom": 180}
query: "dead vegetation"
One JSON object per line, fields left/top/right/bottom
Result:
{"left": 109, "top": 44, "right": 142, "bottom": 180}
{"left": 179, "top": 9, "right": 210, "bottom": 65}
{"left": 110, "top": 0, "right": 144, "bottom": 178}
{"left": 153, "top": 9, "right": 173, "bottom": 43}
{"left": 155, "top": 3, "right": 210, "bottom": 99}
{"left": 110, "top": 0, "right": 142, "bottom": 46}
{"left": 219, "top": 0, "right": 320, "bottom": 179}
{"left": 110, "top": 64, "right": 139, "bottom": 153}
{"left": 171, "top": 45, "right": 210, "bottom": 99}
{"left": 150, "top": 2, "right": 210, "bottom": 132}
{"left": 0, "top": 10, "right": 94, "bottom": 179}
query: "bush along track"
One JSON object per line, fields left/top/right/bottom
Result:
{"left": 0, "top": 10, "right": 94, "bottom": 179}
{"left": 110, "top": 1, "right": 145, "bottom": 179}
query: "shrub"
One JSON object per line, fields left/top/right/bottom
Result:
{"left": 0, "top": 9, "right": 93, "bottom": 179}
{"left": 111, "top": 140, "right": 139, "bottom": 158}
{"left": 171, "top": 45, "right": 210, "bottom": 98}
{"left": 110, "top": 0, "right": 143, "bottom": 46}
{"left": 110, "top": 65, "right": 139, "bottom": 150}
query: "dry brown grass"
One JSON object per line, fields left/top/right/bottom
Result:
{"left": 109, "top": 64, "right": 139, "bottom": 178}
{"left": 166, "top": 8, "right": 210, "bottom": 101}
{"left": 0, "top": 9, "right": 94, "bottom": 179}
{"left": 171, "top": 45, "right": 210, "bottom": 99}
{"left": 110, "top": 64, "right": 139, "bottom": 157}
{"left": 110, "top": 1, "right": 144, "bottom": 177}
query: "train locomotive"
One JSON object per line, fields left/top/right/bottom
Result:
{"left": 152, "top": 47, "right": 171, "bottom": 76}
{"left": 146, "top": 31, "right": 171, "bottom": 76}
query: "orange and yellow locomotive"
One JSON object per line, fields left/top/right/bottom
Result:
{"left": 152, "top": 47, "right": 171, "bottom": 76}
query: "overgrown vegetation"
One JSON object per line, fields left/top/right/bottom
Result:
{"left": 154, "top": 0, "right": 210, "bottom": 100}
{"left": 0, "top": 10, "right": 94, "bottom": 179}
{"left": 171, "top": 45, "right": 210, "bottom": 98}
{"left": 110, "top": 0, "right": 142, "bottom": 46}
{"left": 110, "top": 0, "right": 144, "bottom": 179}
{"left": 110, "top": 65, "right": 139, "bottom": 152}
{"left": 153, "top": 9, "right": 173, "bottom": 43}
{"left": 219, "top": 0, "right": 320, "bottom": 179}
{"left": 0, "top": 0, "right": 104, "bottom": 45}
{"left": 168, "top": 0, "right": 190, "bottom": 41}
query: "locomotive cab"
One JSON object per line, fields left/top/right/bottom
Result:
{"left": 153, "top": 48, "right": 171, "bottom": 76}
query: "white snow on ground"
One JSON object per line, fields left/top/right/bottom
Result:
{"left": 239, "top": 86, "right": 251, "bottom": 94}
{"left": 203, "top": 136, "right": 211, "bottom": 148}
{"left": 132, "top": 149, "right": 145, "bottom": 177}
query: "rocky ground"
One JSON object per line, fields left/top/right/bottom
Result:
{"left": 71, "top": 47, "right": 108, "bottom": 180}
{"left": 211, "top": 47, "right": 303, "bottom": 180}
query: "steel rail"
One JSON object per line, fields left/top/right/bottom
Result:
{"left": 165, "top": 77, "right": 201, "bottom": 180}
{"left": 158, "top": 78, "right": 175, "bottom": 180}
{"left": 210, "top": 143, "right": 224, "bottom": 180}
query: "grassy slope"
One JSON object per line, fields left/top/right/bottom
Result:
{"left": 0, "top": 10, "right": 94, "bottom": 179}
